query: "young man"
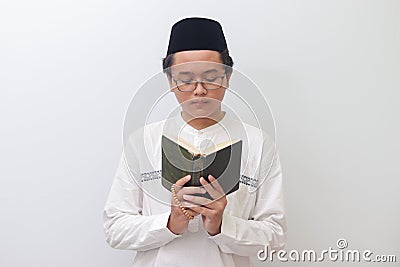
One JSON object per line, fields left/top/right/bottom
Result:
{"left": 103, "top": 17, "right": 287, "bottom": 266}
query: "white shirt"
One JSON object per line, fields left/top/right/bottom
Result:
{"left": 103, "top": 112, "right": 287, "bottom": 267}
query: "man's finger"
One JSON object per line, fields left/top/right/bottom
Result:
{"left": 182, "top": 194, "right": 217, "bottom": 207}
{"left": 200, "top": 177, "right": 224, "bottom": 200}
{"left": 174, "top": 175, "right": 191, "bottom": 189}
{"left": 185, "top": 208, "right": 200, "bottom": 217}
{"left": 208, "top": 175, "right": 225, "bottom": 195}
{"left": 177, "top": 186, "right": 206, "bottom": 198}
{"left": 190, "top": 205, "right": 211, "bottom": 217}
{"left": 180, "top": 200, "right": 202, "bottom": 209}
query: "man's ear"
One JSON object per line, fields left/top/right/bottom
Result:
{"left": 166, "top": 74, "right": 174, "bottom": 91}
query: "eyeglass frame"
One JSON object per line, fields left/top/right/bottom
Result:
{"left": 170, "top": 72, "right": 227, "bottom": 92}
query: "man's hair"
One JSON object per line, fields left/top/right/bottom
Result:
{"left": 162, "top": 49, "right": 234, "bottom": 78}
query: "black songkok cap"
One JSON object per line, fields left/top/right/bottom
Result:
{"left": 166, "top": 17, "right": 228, "bottom": 56}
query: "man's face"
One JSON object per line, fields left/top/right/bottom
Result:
{"left": 168, "top": 50, "right": 230, "bottom": 118}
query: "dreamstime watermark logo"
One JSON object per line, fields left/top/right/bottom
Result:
{"left": 257, "top": 238, "right": 397, "bottom": 263}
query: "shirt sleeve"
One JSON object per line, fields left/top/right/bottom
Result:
{"left": 207, "top": 138, "right": 287, "bottom": 257}
{"left": 103, "top": 155, "right": 182, "bottom": 251}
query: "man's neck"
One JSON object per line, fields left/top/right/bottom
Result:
{"left": 181, "top": 110, "right": 225, "bottom": 130}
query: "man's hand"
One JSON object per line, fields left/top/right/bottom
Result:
{"left": 167, "top": 175, "right": 206, "bottom": 235}
{"left": 182, "top": 175, "right": 227, "bottom": 236}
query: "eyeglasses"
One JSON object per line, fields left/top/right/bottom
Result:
{"left": 171, "top": 73, "right": 227, "bottom": 92}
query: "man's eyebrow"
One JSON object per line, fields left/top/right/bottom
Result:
{"left": 177, "top": 69, "right": 219, "bottom": 75}
{"left": 202, "top": 69, "right": 218, "bottom": 74}
{"left": 178, "top": 71, "right": 193, "bottom": 75}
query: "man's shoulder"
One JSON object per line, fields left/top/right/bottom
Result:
{"left": 143, "top": 119, "right": 167, "bottom": 133}
{"left": 126, "top": 119, "right": 168, "bottom": 146}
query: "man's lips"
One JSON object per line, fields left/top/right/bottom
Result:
{"left": 191, "top": 99, "right": 209, "bottom": 104}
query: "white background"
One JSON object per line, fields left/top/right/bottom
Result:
{"left": 1, "top": 0, "right": 399, "bottom": 266}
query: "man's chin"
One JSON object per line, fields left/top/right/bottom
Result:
{"left": 183, "top": 107, "right": 218, "bottom": 119}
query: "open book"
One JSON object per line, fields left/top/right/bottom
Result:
{"left": 161, "top": 135, "right": 242, "bottom": 198}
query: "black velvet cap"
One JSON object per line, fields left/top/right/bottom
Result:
{"left": 166, "top": 17, "right": 228, "bottom": 56}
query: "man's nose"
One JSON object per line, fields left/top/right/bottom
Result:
{"left": 193, "top": 81, "right": 207, "bottom": 95}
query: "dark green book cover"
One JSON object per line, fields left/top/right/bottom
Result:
{"left": 161, "top": 135, "right": 242, "bottom": 199}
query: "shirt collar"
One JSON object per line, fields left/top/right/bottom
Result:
{"left": 174, "top": 111, "right": 229, "bottom": 135}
